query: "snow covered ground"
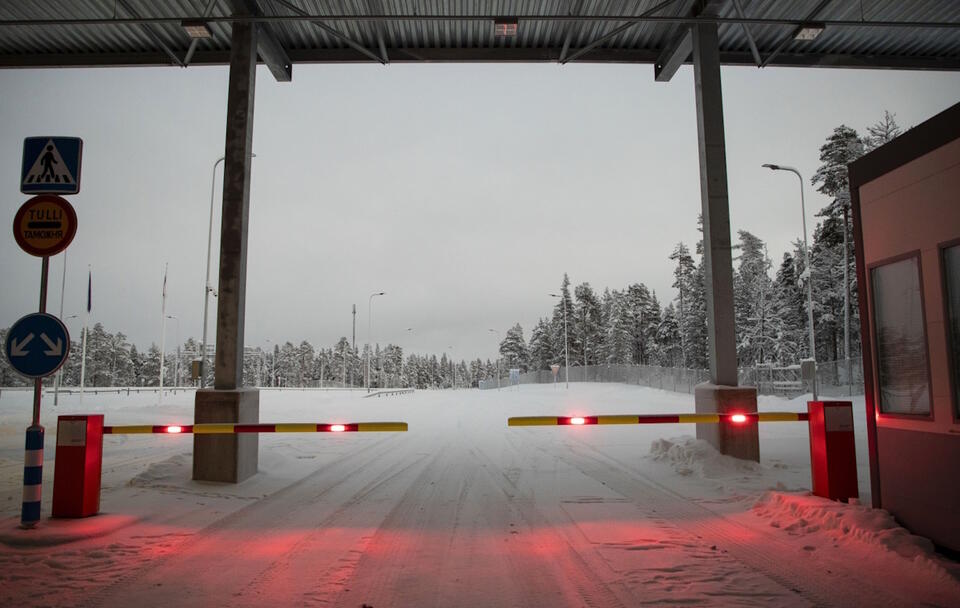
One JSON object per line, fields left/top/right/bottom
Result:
{"left": 0, "top": 383, "right": 957, "bottom": 607}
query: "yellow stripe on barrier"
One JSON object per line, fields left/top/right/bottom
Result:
{"left": 597, "top": 415, "right": 640, "bottom": 425}
{"left": 275, "top": 423, "right": 318, "bottom": 433}
{"left": 677, "top": 414, "right": 722, "bottom": 424}
{"left": 508, "top": 416, "right": 559, "bottom": 427}
{"left": 357, "top": 422, "right": 408, "bottom": 432}
{"left": 109, "top": 425, "right": 155, "bottom": 434}
{"left": 757, "top": 412, "right": 803, "bottom": 422}
{"left": 193, "top": 424, "right": 236, "bottom": 434}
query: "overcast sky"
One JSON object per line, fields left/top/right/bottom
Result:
{"left": 1, "top": 63, "right": 958, "bottom": 361}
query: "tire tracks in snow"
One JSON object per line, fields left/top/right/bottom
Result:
{"left": 86, "top": 433, "right": 406, "bottom": 607}
{"left": 551, "top": 433, "right": 917, "bottom": 608}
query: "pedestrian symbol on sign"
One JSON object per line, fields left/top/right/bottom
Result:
{"left": 24, "top": 141, "right": 75, "bottom": 186}
{"left": 40, "top": 146, "right": 59, "bottom": 182}
{"left": 21, "top": 137, "right": 83, "bottom": 195}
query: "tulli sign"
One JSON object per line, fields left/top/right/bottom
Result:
{"left": 12, "top": 194, "right": 77, "bottom": 257}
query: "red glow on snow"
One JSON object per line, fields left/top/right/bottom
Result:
{"left": 165, "top": 425, "right": 183, "bottom": 434}
{"left": 330, "top": 424, "right": 346, "bottom": 433}
{"left": 730, "top": 414, "right": 747, "bottom": 424}
{"left": 570, "top": 417, "right": 586, "bottom": 425}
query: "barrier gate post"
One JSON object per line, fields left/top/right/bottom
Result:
{"left": 807, "top": 401, "right": 858, "bottom": 502}
{"left": 52, "top": 414, "right": 104, "bottom": 518}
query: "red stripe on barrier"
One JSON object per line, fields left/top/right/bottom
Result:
{"left": 235, "top": 424, "right": 276, "bottom": 433}
{"left": 638, "top": 415, "right": 682, "bottom": 424}
{"left": 798, "top": 413, "right": 810, "bottom": 421}
{"left": 558, "top": 416, "right": 598, "bottom": 425}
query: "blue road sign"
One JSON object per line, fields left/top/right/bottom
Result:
{"left": 21, "top": 137, "right": 83, "bottom": 195}
{"left": 4, "top": 313, "right": 71, "bottom": 378}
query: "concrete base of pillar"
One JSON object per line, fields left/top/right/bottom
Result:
{"left": 694, "top": 383, "right": 759, "bottom": 462}
{"left": 193, "top": 388, "right": 259, "bottom": 483}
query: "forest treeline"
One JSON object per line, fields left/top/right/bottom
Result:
{"left": 1, "top": 113, "right": 901, "bottom": 390}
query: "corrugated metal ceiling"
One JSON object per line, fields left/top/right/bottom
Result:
{"left": 0, "top": 1, "right": 958, "bottom": 70}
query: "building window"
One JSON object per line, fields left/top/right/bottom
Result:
{"left": 871, "top": 256, "right": 931, "bottom": 415}
{"left": 944, "top": 244, "right": 960, "bottom": 418}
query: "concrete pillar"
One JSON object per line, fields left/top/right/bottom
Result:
{"left": 194, "top": 17, "right": 259, "bottom": 483}
{"left": 691, "top": 22, "right": 758, "bottom": 460}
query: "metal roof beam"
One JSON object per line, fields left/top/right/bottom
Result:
{"left": 115, "top": 0, "right": 184, "bottom": 67}
{"left": 230, "top": 0, "right": 292, "bottom": 81}
{"left": 760, "top": 0, "right": 833, "bottom": 68}
{"left": 269, "top": 0, "right": 386, "bottom": 65}
{"left": 731, "top": 0, "right": 762, "bottom": 68}
{"left": 3, "top": 14, "right": 960, "bottom": 30}
{"left": 654, "top": 0, "right": 721, "bottom": 82}
{"left": 368, "top": 0, "right": 390, "bottom": 64}
{"left": 654, "top": 24, "right": 693, "bottom": 81}
{"left": 562, "top": 0, "right": 680, "bottom": 65}
{"left": 184, "top": 0, "right": 219, "bottom": 67}
{"left": 5, "top": 48, "right": 958, "bottom": 71}
{"left": 558, "top": 0, "right": 586, "bottom": 64}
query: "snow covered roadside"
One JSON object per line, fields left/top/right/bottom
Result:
{"left": 643, "top": 433, "right": 960, "bottom": 605}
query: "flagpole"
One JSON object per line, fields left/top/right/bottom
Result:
{"left": 79, "top": 266, "right": 90, "bottom": 405}
{"left": 53, "top": 251, "right": 67, "bottom": 406}
{"left": 159, "top": 263, "right": 167, "bottom": 404}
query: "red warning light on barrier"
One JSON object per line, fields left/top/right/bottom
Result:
{"left": 330, "top": 424, "right": 346, "bottom": 433}
{"left": 730, "top": 414, "right": 748, "bottom": 424}
{"left": 558, "top": 416, "right": 598, "bottom": 425}
{"left": 165, "top": 425, "right": 183, "bottom": 434}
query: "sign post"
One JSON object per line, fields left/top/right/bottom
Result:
{"left": 7, "top": 136, "right": 82, "bottom": 528}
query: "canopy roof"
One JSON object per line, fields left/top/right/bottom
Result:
{"left": 1, "top": 1, "right": 958, "bottom": 75}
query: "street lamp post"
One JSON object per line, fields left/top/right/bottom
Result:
{"left": 201, "top": 153, "right": 254, "bottom": 389}
{"left": 488, "top": 329, "right": 501, "bottom": 390}
{"left": 366, "top": 292, "right": 385, "bottom": 392}
{"left": 549, "top": 293, "right": 570, "bottom": 389}
{"left": 762, "top": 164, "right": 818, "bottom": 400}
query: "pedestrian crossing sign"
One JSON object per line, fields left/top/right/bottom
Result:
{"left": 21, "top": 137, "right": 83, "bottom": 195}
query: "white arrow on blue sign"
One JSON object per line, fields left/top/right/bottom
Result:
{"left": 4, "top": 313, "right": 71, "bottom": 378}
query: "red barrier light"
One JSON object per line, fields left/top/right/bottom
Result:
{"left": 570, "top": 417, "right": 586, "bottom": 425}
{"left": 165, "top": 425, "right": 183, "bottom": 434}
{"left": 330, "top": 424, "right": 346, "bottom": 433}
{"left": 730, "top": 414, "right": 747, "bottom": 424}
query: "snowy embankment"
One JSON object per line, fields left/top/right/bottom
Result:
{"left": 0, "top": 384, "right": 957, "bottom": 607}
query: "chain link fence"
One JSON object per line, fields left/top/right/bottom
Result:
{"left": 479, "top": 359, "right": 864, "bottom": 397}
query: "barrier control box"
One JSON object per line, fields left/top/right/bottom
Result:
{"left": 52, "top": 414, "right": 103, "bottom": 518}
{"left": 807, "top": 401, "right": 858, "bottom": 502}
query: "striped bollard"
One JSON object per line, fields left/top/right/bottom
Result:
{"left": 21, "top": 425, "right": 44, "bottom": 528}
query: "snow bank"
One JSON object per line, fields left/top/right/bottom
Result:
{"left": 649, "top": 435, "right": 762, "bottom": 478}
{"left": 128, "top": 453, "right": 191, "bottom": 490}
{"left": 753, "top": 491, "right": 945, "bottom": 562}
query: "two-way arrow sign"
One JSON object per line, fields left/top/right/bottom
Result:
{"left": 4, "top": 313, "right": 70, "bottom": 378}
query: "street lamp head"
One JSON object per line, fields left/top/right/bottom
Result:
{"left": 548, "top": 293, "right": 559, "bottom": 298}
{"left": 762, "top": 163, "right": 780, "bottom": 171}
